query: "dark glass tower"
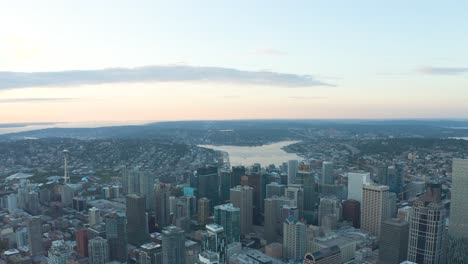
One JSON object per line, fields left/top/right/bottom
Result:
{"left": 127, "top": 194, "right": 149, "bottom": 246}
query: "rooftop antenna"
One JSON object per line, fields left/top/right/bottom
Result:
{"left": 63, "top": 150, "right": 70, "bottom": 184}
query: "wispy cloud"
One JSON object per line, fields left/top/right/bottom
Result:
{"left": 0, "top": 98, "right": 76, "bottom": 103}
{"left": 419, "top": 66, "right": 468, "bottom": 75}
{"left": 288, "top": 96, "right": 327, "bottom": 100}
{"left": 252, "top": 49, "right": 288, "bottom": 56}
{"left": 0, "top": 65, "right": 332, "bottom": 90}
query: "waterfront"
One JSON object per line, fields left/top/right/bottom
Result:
{"left": 199, "top": 140, "right": 302, "bottom": 166}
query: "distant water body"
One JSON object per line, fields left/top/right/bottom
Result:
{"left": 450, "top": 137, "right": 468, "bottom": 140}
{"left": 0, "top": 121, "right": 150, "bottom": 135}
{"left": 199, "top": 141, "right": 302, "bottom": 167}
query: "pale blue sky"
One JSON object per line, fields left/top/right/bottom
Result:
{"left": 0, "top": 0, "right": 467, "bottom": 122}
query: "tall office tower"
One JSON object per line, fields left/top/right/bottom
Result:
{"left": 198, "top": 166, "right": 219, "bottom": 207}
{"left": 15, "top": 227, "right": 28, "bottom": 248}
{"left": 266, "top": 182, "right": 286, "bottom": 198}
{"left": 264, "top": 196, "right": 294, "bottom": 243}
{"left": 75, "top": 229, "right": 89, "bottom": 257}
{"left": 361, "top": 184, "right": 390, "bottom": 237}
{"left": 155, "top": 183, "right": 171, "bottom": 228}
{"left": 407, "top": 183, "right": 446, "bottom": 264}
{"left": 162, "top": 225, "right": 186, "bottom": 264}
{"left": 72, "top": 196, "right": 87, "bottom": 211}
{"left": 27, "top": 216, "right": 44, "bottom": 256}
{"left": 139, "top": 172, "right": 155, "bottom": 211}
{"left": 220, "top": 168, "right": 231, "bottom": 202}
{"left": 88, "top": 207, "right": 101, "bottom": 226}
{"left": 387, "top": 164, "right": 404, "bottom": 198}
{"left": 137, "top": 242, "right": 162, "bottom": 264}
{"left": 388, "top": 192, "right": 397, "bottom": 218}
{"left": 303, "top": 246, "right": 342, "bottom": 264}
{"left": 377, "top": 165, "right": 389, "bottom": 185}
{"left": 447, "top": 158, "right": 468, "bottom": 263}
{"left": 379, "top": 218, "right": 409, "bottom": 264}
{"left": 17, "top": 180, "right": 30, "bottom": 210}
{"left": 245, "top": 173, "right": 263, "bottom": 224}
{"left": 106, "top": 212, "right": 127, "bottom": 263}
{"left": 283, "top": 215, "right": 307, "bottom": 263}
{"left": 230, "top": 185, "right": 253, "bottom": 235}
{"left": 214, "top": 203, "right": 241, "bottom": 244}
{"left": 27, "top": 191, "right": 40, "bottom": 215}
{"left": 61, "top": 184, "right": 75, "bottom": 206}
{"left": 124, "top": 168, "right": 141, "bottom": 195}
{"left": 198, "top": 197, "right": 210, "bottom": 225}
{"left": 288, "top": 160, "right": 299, "bottom": 185}
{"left": 88, "top": 237, "right": 109, "bottom": 264}
{"left": 200, "top": 224, "right": 227, "bottom": 263}
{"left": 322, "top": 161, "right": 334, "bottom": 185}
{"left": 301, "top": 169, "right": 317, "bottom": 223}
{"left": 285, "top": 184, "right": 304, "bottom": 217}
{"left": 231, "top": 166, "right": 246, "bottom": 188}
{"left": 342, "top": 199, "right": 360, "bottom": 228}
{"left": 318, "top": 196, "right": 342, "bottom": 227}
{"left": 7, "top": 193, "right": 17, "bottom": 213}
{"left": 347, "top": 172, "right": 370, "bottom": 203}
{"left": 48, "top": 240, "right": 68, "bottom": 264}
{"left": 126, "top": 194, "right": 149, "bottom": 246}
{"left": 121, "top": 166, "right": 128, "bottom": 194}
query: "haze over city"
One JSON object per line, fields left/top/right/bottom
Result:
{"left": 1, "top": 1, "right": 468, "bottom": 123}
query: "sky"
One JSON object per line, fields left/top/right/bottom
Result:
{"left": 0, "top": 0, "right": 467, "bottom": 123}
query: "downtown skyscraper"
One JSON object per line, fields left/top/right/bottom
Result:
{"left": 447, "top": 159, "right": 468, "bottom": 263}
{"left": 361, "top": 184, "right": 390, "bottom": 237}
{"left": 126, "top": 194, "right": 149, "bottom": 246}
{"left": 230, "top": 185, "right": 253, "bottom": 236}
{"left": 407, "top": 183, "right": 446, "bottom": 264}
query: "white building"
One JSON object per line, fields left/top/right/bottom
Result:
{"left": 347, "top": 172, "right": 370, "bottom": 203}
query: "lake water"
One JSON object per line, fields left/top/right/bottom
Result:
{"left": 199, "top": 141, "right": 302, "bottom": 167}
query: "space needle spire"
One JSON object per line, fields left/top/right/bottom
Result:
{"left": 63, "top": 150, "right": 70, "bottom": 184}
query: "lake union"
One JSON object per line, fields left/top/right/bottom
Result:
{"left": 199, "top": 141, "right": 302, "bottom": 166}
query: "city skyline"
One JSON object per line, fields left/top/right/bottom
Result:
{"left": 1, "top": 1, "right": 468, "bottom": 122}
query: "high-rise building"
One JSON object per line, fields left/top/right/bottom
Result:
{"left": 318, "top": 196, "right": 342, "bottom": 229}
{"left": 47, "top": 240, "right": 68, "bottom": 264}
{"left": 220, "top": 168, "right": 231, "bottom": 202}
{"left": 88, "top": 207, "right": 101, "bottom": 226}
{"left": 124, "top": 168, "right": 140, "bottom": 195}
{"left": 139, "top": 172, "right": 156, "bottom": 211}
{"left": 61, "top": 184, "right": 75, "bottom": 206}
{"left": 288, "top": 160, "right": 298, "bottom": 185}
{"left": 230, "top": 185, "right": 253, "bottom": 235}
{"left": 127, "top": 194, "right": 149, "bottom": 246}
{"left": 198, "top": 166, "right": 219, "bottom": 207}
{"left": 266, "top": 182, "right": 286, "bottom": 198}
{"left": 198, "top": 197, "right": 210, "bottom": 225}
{"left": 75, "top": 229, "right": 89, "bottom": 257}
{"left": 264, "top": 196, "right": 293, "bottom": 243}
{"left": 137, "top": 242, "right": 162, "bottom": 264}
{"left": 88, "top": 237, "right": 109, "bottom": 264}
{"left": 322, "top": 161, "right": 334, "bottom": 185}
{"left": 200, "top": 224, "right": 226, "bottom": 263}
{"left": 231, "top": 166, "right": 246, "bottom": 188}
{"left": 387, "top": 164, "right": 404, "bottom": 197}
{"left": 7, "top": 193, "right": 17, "bottom": 213}
{"left": 72, "top": 196, "right": 87, "bottom": 211}
{"left": 214, "top": 203, "right": 240, "bottom": 244}
{"left": 447, "top": 158, "right": 468, "bottom": 262}
{"left": 379, "top": 218, "right": 409, "bottom": 264}
{"left": 407, "top": 183, "right": 446, "bottom": 264}
{"left": 106, "top": 212, "right": 127, "bottom": 262}
{"left": 342, "top": 199, "right": 360, "bottom": 228}
{"left": 347, "top": 172, "right": 370, "bottom": 203}
{"left": 303, "top": 246, "right": 342, "bottom": 264}
{"left": 361, "top": 184, "right": 390, "bottom": 237}
{"left": 244, "top": 173, "right": 263, "bottom": 225}
{"left": 301, "top": 169, "right": 317, "bottom": 224}
{"left": 161, "top": 225, "right": 185, "bottom": 264}
{"left": 155, "top": 183, "right": 171, "bottom": 228}
{"left": 285, "top": 184, "right": 304, "bottom": 217}
{"left": 27, "top": 216, "right": 44, "bottom": 256}
{"left": 283, "top": 215, "right": 307, "bottom": 263}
